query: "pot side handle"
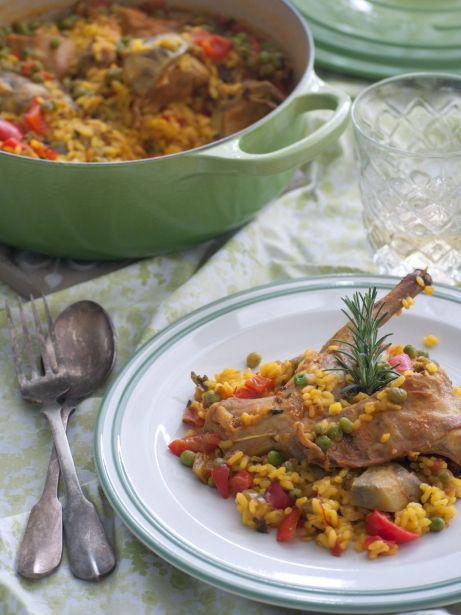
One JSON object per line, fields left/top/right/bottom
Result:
{"left": 196, "top": 76, "right": 350, "bottom": 176}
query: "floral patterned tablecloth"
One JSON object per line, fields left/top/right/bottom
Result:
{"left": 1, "top": 77, "right": 460, "bottom": 615}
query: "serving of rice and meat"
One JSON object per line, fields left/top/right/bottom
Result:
{"left": 168, "top": 270, "right": 461, "bottom": 560}
{"left": 0, "top": 0, "right": 293, "bottom": 161}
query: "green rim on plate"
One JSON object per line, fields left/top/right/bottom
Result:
{"left": 292, "top": 0, "right": 461, "bottom": 79}
{"left": 95, "top": 274, "right": 461, "bottom": 614}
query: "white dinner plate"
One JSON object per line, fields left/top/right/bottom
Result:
{"left": 95, "top": 275, "right": 461, "bottom": 613}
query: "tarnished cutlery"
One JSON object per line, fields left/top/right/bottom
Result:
{"left": 6, "top": 297, "right": 116, "bottom": 580}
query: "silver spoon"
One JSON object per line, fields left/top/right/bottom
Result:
{"left": 16, "top": 300, "right": 116, "bottom": 580}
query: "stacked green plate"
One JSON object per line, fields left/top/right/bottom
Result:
{"left": 291, "top": 0, "right": 461, "bottom": 78}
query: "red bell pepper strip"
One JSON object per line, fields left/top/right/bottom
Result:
{"left": 264, "top": 481, "right": 293, "bottom": 509}
{"left": 365, "top": 510, "right": 420, "bottom": 544}
{"left": 29, "top": 140, "right": 58, "bottom": 160}
{"left": 42, "top": 147, "right": 58, "bottom": 161}
{"left": 168, "top": 432, "right": 220, "bottom": 457}
{"left": 229, "top": 470, "right": 253, "bottom": 495}
{"left": 20, "top": 60, "right": 34, "bottom": 77}
{"left": 24, "top": 98, "right": 48, "bottom": 135}
{"left": 200, "top": 34, "right": 232, "bottom": 60}
{"left": 234, "top": 374, "right": 273, "bottom": 399}
{"left": 211, "top": 464, "right": 231, "bottom": 499}
{"left": 191, "top": 30, "right": 233, "bottom": 61}
{"left": 276, "top": 508, "right": 301, "bottom": 542}
{"left": 1, "top": 137, "right": 29, "bottom": 153}
{"left": 0, "top": 119, "right": 23, "bottom": 142}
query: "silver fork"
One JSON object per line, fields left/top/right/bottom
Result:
{"left": 6, "top": 297, "right": 116, "bottom": 581}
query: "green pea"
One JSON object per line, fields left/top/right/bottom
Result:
{"left": 49, "top": 37, "right": 61, "bottom": 50}
{"left": 314, "top": 422, "right": 327, "bottom": 435}
{"left": 179, "top": 450, "right": 195, "bottom": 467}
{"left": 202, "top": 390, "right": 221, "bottom": 407}
{"left": 234, "top": 32, "right": 248, "bottom": 44}
{"left": 106, "top": 67, "right": 123, "bottom": 83}
{"left": 13, "top": 22, "right": 29, "bottom": 35}
{"left": 267, "top": 450, "right": 284, "bottom": 467}
{"left": 259, "top": 64, "right": 275, "bottom": 77}
{"left": 289, "top": 487, "right": 302, "bottom": 499}
{"left": 273, "top": 55, "right": 284, "bottom": 69}
{"left": 339, "top": 417, "right": 354, "bottom": 434}
{"left": 40, "top": 99, "right": 57, "bottom": 112}
{"left": 327, "top": 423, "right": 342, "bottom": 441}
{"left": 261, "top": 41, "right": 275, "bottom": 51}
{"left": 403, "top": 344, "right": 417, "bottom": 359}
{"left": 259, "top": 50, "right": 272, "bottom": 63}
{"left": 28, "top": 20, "right": 40, "bottom": 32}
{"left": 430, "top": 516, "right": 445, "bottom": 532}
{"left": 315, "top": 435, "right": 332, "bottom": 451}
{"left": 294, "top": 372, "right": 309, "bottom": 387}
{"left": 30, "top": 60, "right": 43, "bottom": 73}
{"left": 59, "top": 15, "right": 77, "bottom": 29}
{"left": 387, "top": 387, "right": 408, "bottom": 404}
{"left": 416, "top": 349, "right": 429, "bottom": 358}
{"left": 144, "top": 141, "right": 159, "bottom": 154}
{"left": 246, "top": 352, "right": 261, "bottom": 369}
{"left": 439, "top": 469, "right": 450, "bottom": 482}
{"left": 31, "top": 73, "right": 44, "bottom": 83}
{"left": 21, "top": 47, "right": 32, "bottom": 59}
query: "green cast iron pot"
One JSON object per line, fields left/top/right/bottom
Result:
{"left": 0, "top": 0, "right": 351, "bottom": 260}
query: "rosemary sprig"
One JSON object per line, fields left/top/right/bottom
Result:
{"left": 331, "top": 287, "right": 400, "bottom": 396}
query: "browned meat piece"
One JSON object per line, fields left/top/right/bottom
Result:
{"left": 206, "top": 362, "right": 461, "bottom": 468}
{"left": 0, "top": 72, "right": 48, "bottom": 113}
{"left": 6, "top": 31, "right": 78, "bottom": 79}
{"left": 204, "top": 270, "right": 461, "bottom": 470}
{"left": 328, "top": 367, "right": 461, "bottom": 468}
{"left": 121, "top": 34, "right": 191, "bottom": 96}
{"left": 205, "top": 396, "right": 295, "bottom": 456}
{"left": 124, "top": 38, "right": 209, "bottom": 102}
{"left": 319, "top": 268, "right": 433, "bottom": 357}
{"left": 214, "top": 81, "right": 286, "bottom": 136}
{"left": 114, "top": 5, "right": 179, "bottom": 38}
{"left": 149, "top": 53, "right": 209, "bottom": 104}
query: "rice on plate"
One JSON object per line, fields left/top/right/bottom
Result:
{"left": 168, "top": 270, "right": 461, "bottom": 560}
